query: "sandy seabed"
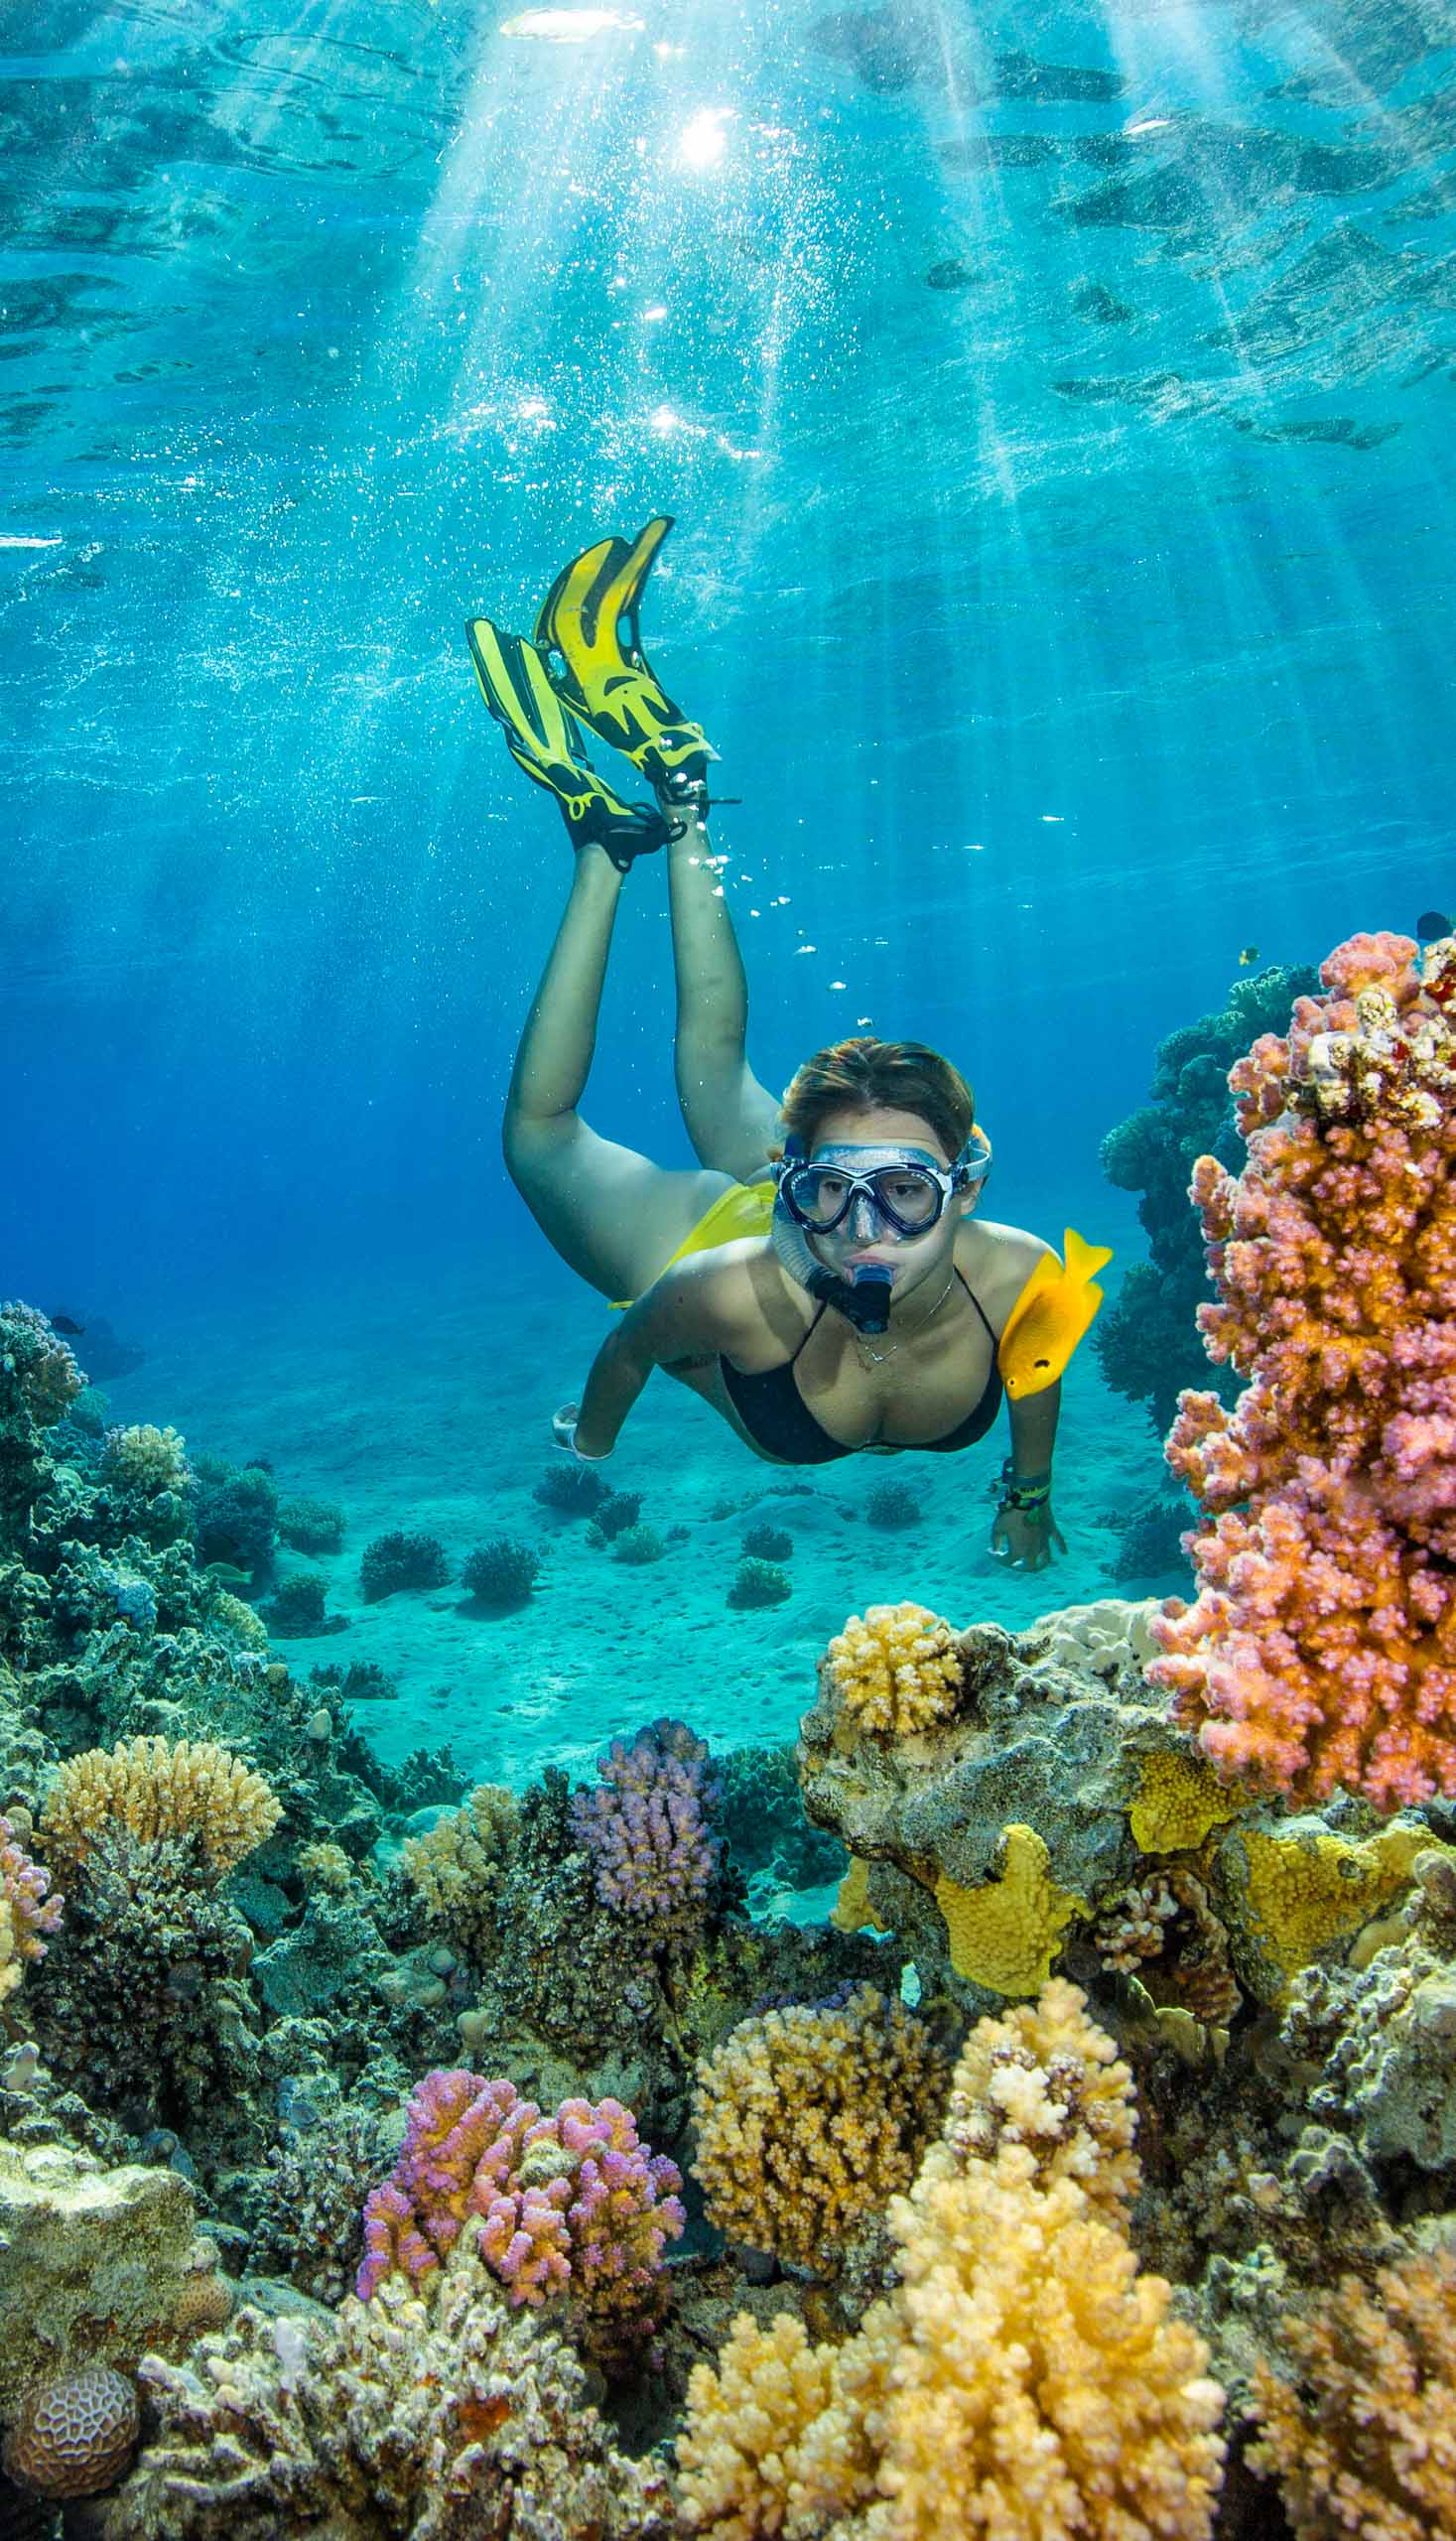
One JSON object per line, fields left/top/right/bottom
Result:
{"left": 99, "top": 1260, "right": 1181, "bottom": 1792}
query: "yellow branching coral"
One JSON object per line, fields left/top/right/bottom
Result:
{"left": 298, "top": 1841, "right": 352, "bottom": 1896}
{"left": 1251, "top": 2248, "right": 1456, "bottom": 2539}
{"left": 40, "top": 1738, "right": 281, "bottom": 1881}
{"left": 935, "top": 1823, "right": 1085, "bottom": 1996}
{"left": 826, "top": 1602, "right": 963, "bottom": 1735}
{"left": 678, "top": 1981, "right": 1225, "bottom": 2541}
{"left": 399, "top": 1784, "right": 518, "bottom": 1962}
{"left": 691, "top": 1983, "right": 949, "bottom": 2273}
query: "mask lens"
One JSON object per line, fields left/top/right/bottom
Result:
{"left": 787, "top": 1167, "right": 853, "bottom": 1229}
{"left": 872, "top": 1169, "right": 940, "bottom": 1230}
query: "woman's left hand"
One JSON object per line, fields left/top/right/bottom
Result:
{"left": 990, "top": 1501, "right": 1066, "bottom": 1572}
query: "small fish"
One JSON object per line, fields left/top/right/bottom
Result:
{"left": 49, "top": 1313, "right": 84, "bottom": 1335}
{"left": 204, "top": 1561, "right": 252, "bottom": 1589}
{"left": 1415, "top": 908, "right": 1452, "bottom": 942}
{"left": 997, "top": 1228, "right": 1114, "bottom": 1402}
{"left": 1237, "top": 945, "right": 1258, "bottom": 967}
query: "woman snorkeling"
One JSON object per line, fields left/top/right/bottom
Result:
{"left": 467, "top": 518, "right": 1109, "bottom": 1575}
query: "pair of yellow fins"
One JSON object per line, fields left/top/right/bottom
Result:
{"left": 464, "top": 515, "right": 718, "bottom": 870}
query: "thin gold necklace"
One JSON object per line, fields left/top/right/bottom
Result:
{"left": 849, "top": 1272, "right": 957, "bottom": 1370}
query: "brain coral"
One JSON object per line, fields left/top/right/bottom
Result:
{"left": 3, "top": 2364, "right": 139, "bottom": 2500}
{"left": 826, "top": 1601, "right": 964, "bottom": 1734}
{"left": 690, "top": 1982, "right": 949, "bottom": 2272}
{"left": 39, "top": 1737, "right": 281, "bottom": 1882}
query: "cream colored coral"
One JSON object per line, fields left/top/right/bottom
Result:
{"left": 827, "top": 1602, "right": 963, "bottom": 1735}
{"left": 678, "top": 1980, "right": 1226, "bottom": 2541}
{"left": 40, "top": 1738, "right": 281, "bottom": 1880}
{"left": 929, "top": 1974, "right": 1139, "bottom": 2211}
{"left": 691, "top": 1984, "right": 948, "bottom": 2273}
{"left": 399, "top": 1784, "right": 517, "bottom": 1961}
{"left": 0, "top": 1900, "right": 19, "bottom": 2007}
{"left": 99, "top": 1423, "right": 192, "bottom": 1495}
{"left": 297, "top": 1842, "right": 352, "bottom": 1896}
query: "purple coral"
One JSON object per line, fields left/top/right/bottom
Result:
{"left": 0, "top": 1812, "right": 64, "bottom": 1970}
{"left": 569, "top": 1717, "right": 723, "bottom": 1932}
{"left": 356, "top": 2069, "right": 684, "bottom": 2337}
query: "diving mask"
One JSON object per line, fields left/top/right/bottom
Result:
{"left": 773, "top": 1127, "right": 993, "bottom": 1240}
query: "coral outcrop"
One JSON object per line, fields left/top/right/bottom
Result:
{"left": 1149, "top": 931, "right": 1456, "bottom": 1811}
{"left": 0, "top": 2138, "right": 206, "bottom": 2409}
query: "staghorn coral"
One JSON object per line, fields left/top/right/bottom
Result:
{"left": 0, "top": 1809, "right": 63, "bottom": 2009}
{"left": 1250, "top": 2246, "right": 1456, "bottom": 2538}
{"left": 678, "top": 1981, "right": 1225, "bottom": 2541}
{"left": 570, "top": 1719, "right": 724, "bottom": 1934}
{"left": 357, "top": 2068, "right": 684, "bottom": 2361}
{"left": 690, "top": 1983, "right": 948, "bottom": 2273}
{"left": 3, "top": 2365, "right": 139, "bottom": 2501}
{"left": 97, "top": 2232, "right": 676, "bottom": 2541}
{"left": 1149, "top": 931, "right": 1456, "bottom": 1812}
{"left": 826, "top": 1601, "right": 963, "bottom": 1735}
{"left": 399, "top": 1783, "right": 518, "bottom": 1964}
{"left": 39, "top": 1736, "right": 281, "bottom": 1882}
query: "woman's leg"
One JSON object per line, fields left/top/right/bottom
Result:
{"left": 503, "top": 845, "right": 728, "bottom": 1302}
{"left": 666, "top": 804, "right": 781, "bottom": 1180}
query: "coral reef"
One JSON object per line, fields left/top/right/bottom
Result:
{"left": 399, "top": 1783, "right": 518, "bottom": 1966}
{"left": 1095, "top": 960, "right": 1319, "bottom": 1436}
{"left": 0, "top": 2137, "right": 207, "bottom": 2408}
{"left": 39, "top": 1736, "right": 281, "bottom": 1880}
{"left": 460, "top": 1537, "right": 540, "bottom": 1608}
{"left": 358, "top": 1531, "right": 450, "bottom": 1602}
{"left": 3, "top": 2364, "right": 139, "bottom": 2501}
{"left": 1250, "top": 2246, "right": 1456, "bottom": 2537}
{"left": 0, "top": 1809, "right": 63, "bottom": 2008}
{"left": 1150, "top": 931, "right": 1456, "bottom": 1811}
{"left": 677, "top": 1982, "right": 1225, "bottom": 2541}
{"left": 691, "top": 1983, "right": 948, "bottom": 2272}
{"left": 570, "top": 1720, "right": 724, "bottom": 1935}
{"left": 98, "top": 2234, "right": 676, "bottom": 2541}
{"left": 727, "top": 1555, "right": 790, "bottom": 1608}
{"left": 276, "top": 1494, "right": 345, "bottom": 1553}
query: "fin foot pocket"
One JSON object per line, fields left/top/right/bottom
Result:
{"left": 464, "top": 616, "right": 672, "bottom": 870}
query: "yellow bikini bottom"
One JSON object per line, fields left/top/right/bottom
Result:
{"left": 609, "top": 1178, "right": 774, "bottom": 1310}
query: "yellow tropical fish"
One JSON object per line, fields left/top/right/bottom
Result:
{"left": 996, "top": 1229, "right": 1113, "bottom": 1401}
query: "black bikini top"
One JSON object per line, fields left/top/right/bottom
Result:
{"left": 719, "top": 1270, "right": 1002, "bottom": 1465}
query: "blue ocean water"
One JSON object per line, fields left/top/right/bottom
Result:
{"left": 4, "top": 0, "right": 1455, "bottom": 1776}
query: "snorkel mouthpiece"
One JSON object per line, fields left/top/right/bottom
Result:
{"left": 844, "top": 1262, "right": 893, "bottom": 1332}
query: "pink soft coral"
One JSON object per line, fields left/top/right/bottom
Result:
{"left": 1149, "top": 931, "right": 1456, "bottom": 1812}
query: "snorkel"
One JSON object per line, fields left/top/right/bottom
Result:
{"left": 770, "top": 1128, "right": 993, "bottom": 1334}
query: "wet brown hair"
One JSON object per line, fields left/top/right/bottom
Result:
{"left": 778, "top": 1037, "right": 976, "bottom": 1163}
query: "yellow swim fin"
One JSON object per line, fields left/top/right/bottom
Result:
{"left": 996, "top": 1228, "right": 1114, "bottom": 1402}
{"left": 534, "top": 516, "right": 719, "bottom": 803}
{"left": 464, "top": 615, "right": 674, "bottom": 871}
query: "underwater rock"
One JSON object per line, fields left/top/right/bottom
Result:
{"left": 0, "top": 2139, "right": 200, "bottom": 2410}
{"left": 798, "top": 1596, "right": 1178, "bottom": 1921}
